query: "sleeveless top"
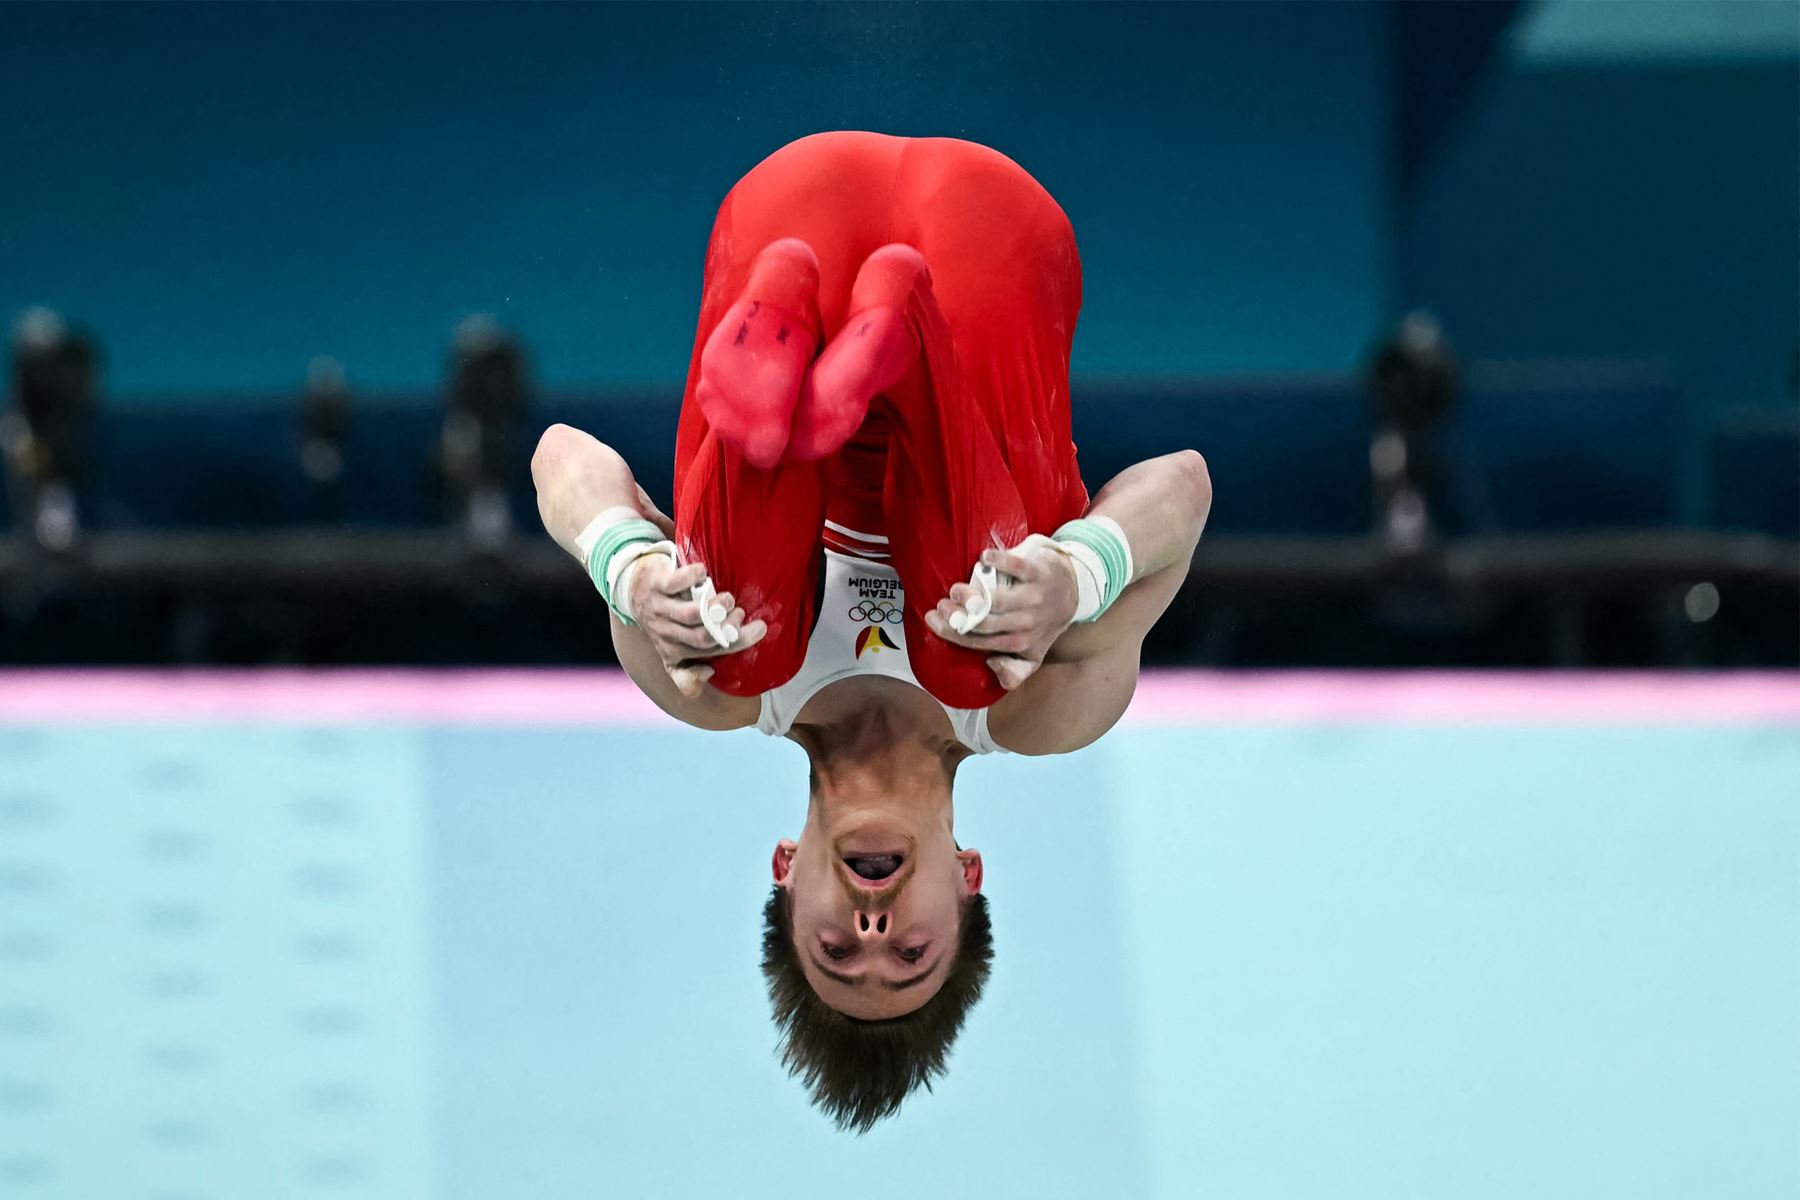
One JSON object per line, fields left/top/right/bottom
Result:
{"left": 754, "top": 527, "right": 1006, "bottom": 756}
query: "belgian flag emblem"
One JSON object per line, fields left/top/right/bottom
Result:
{"left": 855, "top": 626, "right": 899, "bottom": 658}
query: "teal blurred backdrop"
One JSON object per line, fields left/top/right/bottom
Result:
{"left": 0, "top": 2, "right": 1392, "bottom": 393}
{"left": 3, "top": 1, "right": 1795, "bottom": 414}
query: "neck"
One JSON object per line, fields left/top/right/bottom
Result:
{"left": 793, "top": 680, "right": 963, "bottom": 832}
{"left": 793, "top": 676, "right": 960, "bottom": 768}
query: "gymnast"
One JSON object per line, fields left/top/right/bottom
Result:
{"left": 532, "top": 132, "right": 1211, "bottom": 1132}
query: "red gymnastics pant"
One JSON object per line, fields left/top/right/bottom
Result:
{"left": 671, "top": 132, "right": 1090, "bottom": 711}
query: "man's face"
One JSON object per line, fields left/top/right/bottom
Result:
{"left": 773, "top": 824, "right": 982, "bottom": 1021}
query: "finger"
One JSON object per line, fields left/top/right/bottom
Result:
{"left": 712, "top": 592, "right": 735, "bottom": 614}
{"left": 727, "top": 606, "right": 747, "bottom": 630}
{"left": 982, "top": 584, "right": 1042, "bottom": 616}
{"left": 660, "top": 599, "right": 705, "bottom": 628}
{"left": 947, "top": 582, "right": 978, "bottom": 608}
{"left": 987, "top": 654, "right": 1040, "bottom": 691}
{"left": 924, "top": 609, "right": 973, "bottom": 647}
{"left": 685, "top": 618, "right": 767, "bottom": 658}
{"left": 662, "top": 562, "right": 709, "bottom": 595}
{"left": 925, "top": 609, "right": 1018, "bottom": 652}
{"left": 660, "top": 620, "right": 726, "bottom": 652}
{"left": 953, "top": 607, "right": 1035, "bottom": 636}
{"left": 699, "top": 592, "right": 732, "bottom": 627}
{"left": 981, "top": 548, "right": 1037, "bottom": 581}
{"left": 935, "top": 596, "right": 1033, "bottom": 636}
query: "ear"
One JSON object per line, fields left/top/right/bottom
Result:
{"left": 956, "top": 847, "right": 983, "bottom": 896}
{"left": 772, "top": 839, "right": 799, "bottom": 887}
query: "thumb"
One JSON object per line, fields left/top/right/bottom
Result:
{"left": 986, "top": 655, "right": 1037, "bottom": 691}
{"left": 668, "top": 663, "right": 714, "bottom": 697}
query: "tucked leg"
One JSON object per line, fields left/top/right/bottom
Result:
{"left": 673, "top": 430, "right": 824, "bottom": 697}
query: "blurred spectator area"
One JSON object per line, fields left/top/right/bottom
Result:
{"left": 0, "top": 361, "right": 1793, "bottom": 672}
{"left": 0, "top": 363, "right": 1786, "bottom": 540}
{"left": 1, "top": 0, "right": 1794, "bottom": 667}
{"left": 2, "top": 1, "right": 1793, "bottom": 415}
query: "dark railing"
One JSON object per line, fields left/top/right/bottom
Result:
{"left": 2, "top": 370, "right": 1795, "bottom": 667}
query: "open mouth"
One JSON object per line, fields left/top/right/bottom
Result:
{"left": 842, "top": 853, "right": 904, "bottom": 882}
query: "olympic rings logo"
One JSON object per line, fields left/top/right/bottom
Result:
{"left": 848, "top": 602, "right": 903, "bottom": 625}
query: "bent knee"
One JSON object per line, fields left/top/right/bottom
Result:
{"left": 909, "top": 633, "right": 1006, "bottom": 712}
{"left": 707, "top": 640, "right": 804, "bottom": 699}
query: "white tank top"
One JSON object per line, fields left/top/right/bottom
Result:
{"left": 756, "top": 526, "right": 1006, "bottom": 755}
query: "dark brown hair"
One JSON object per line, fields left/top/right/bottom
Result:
{"left": 760, "top": 885, "right": 993, "bottom": 1134}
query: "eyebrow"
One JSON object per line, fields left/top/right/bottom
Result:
{"left": 810, "top": 954, "right": 940, "bottom": 992}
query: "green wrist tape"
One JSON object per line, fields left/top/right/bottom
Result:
{"left": 586, "top": 517, "right": 663, "bottom": 625}
{"left": 1053, "top": 517, "right": 1132, "bottom": 620}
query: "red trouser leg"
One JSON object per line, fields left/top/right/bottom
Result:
{"left": 880, "top": 146, "right": 1091, "bottom": 708}
{"left": 671, "top": 133, "right": 1088, "bottom": 707}
{"left": 810, "top": 243, "right": 1075, "bottom": 711}
{"left": 694, "top": 238, "right": 823, "bottom": 470}
{"left": 672, "top": 431, "right": 823, "bottom": 697}
{"left": 674, "top": 240, "right": 828, "bottom": 697}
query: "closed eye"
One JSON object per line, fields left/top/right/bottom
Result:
{"left": 897, "top": 946, "right": 926, "bottom": 964}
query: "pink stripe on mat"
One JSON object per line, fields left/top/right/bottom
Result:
{"left": 0, "top": 669, "right": 1796, "bottom": 725}
{"left": 1128, "top": 671, "right": 1800, "bottom": 725}
{"left": 0, "top": 670, "right": 662, "bottom": 725}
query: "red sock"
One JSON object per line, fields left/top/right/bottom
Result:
{"left": 696, "top": 238, "right": 821, "bottom": 469}
{"left": 786, "top": 243, "right": 927, "bottom": 463}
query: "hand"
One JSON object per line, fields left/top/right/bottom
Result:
{"left": 923, "top": 544, "right": 1079, "bottom": 691}
{"left": 628, "top": 557, "right": 767, "bottom": 697}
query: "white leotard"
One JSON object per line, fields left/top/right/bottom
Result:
{"left": 755, "top": 523, "right": 1006, "bottom": 755}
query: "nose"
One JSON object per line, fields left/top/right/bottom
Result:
{"left": 854, "top": 909, "right": 891, "bottom": 941}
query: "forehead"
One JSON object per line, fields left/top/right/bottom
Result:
{"left": 798, "top": 958, "right": 944, "bottom": 1020}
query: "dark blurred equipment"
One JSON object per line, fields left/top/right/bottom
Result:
{"left": 1367, "top": 312, "right": 1458, "bottom": 557}
{"left": 300, "top": 356, "right": 349, "bottom": 484}
{"left": 0, "top": 373, "right": 1794, "bottom": 669}
{"left": 437, "top": 316, "right": 528, "bottom": 548}
{"left": 2, "top": 308, "right": 98, "bottom": 553}
{"left": 299, "top": 356, "right": 350, "bottom": 520}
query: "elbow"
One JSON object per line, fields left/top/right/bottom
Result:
{"left": 1173, "top": 449, "right": 1212, "bottom": 536}
{"left": 531, "top": 423, "right": 579, "bottom": 486}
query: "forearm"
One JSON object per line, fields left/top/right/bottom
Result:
{"left": 1041, "top": 450, "right": 1210, "bottom": 664}
{"left": 531, "top": 423, "right": 672, "bottom": 559}
{"left": 532, "top": 424, "right": 743, "bottom": 723}
{"left": 608, "top": 607, "right": 750, "bottom": 729}
{"left": 1082, "top": 449, "right": 1212, "bottom": 583}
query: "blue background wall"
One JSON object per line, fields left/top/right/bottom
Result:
{"left": 1404, "top": 5, "right": 1800, "bottom": 415}
{"left": 0, "top": 1, "right": 1392, "bottom": 400}
{"left": 3, "top": 1, "right": 1793, "bottom": 534}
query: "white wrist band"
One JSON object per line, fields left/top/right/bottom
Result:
{"left": 1053, "top": 515, "right": 1132, "bottom": 623}
{"left": 576, "top": 506, "right": 675, "bottom": 627}
{"left": 1056, "top": 538, "right": 1109, "bottom": 623}
{"left": 574, "top": 506, "right": 734, "bottom": 647}
{"left": 573, "top": 506, "right": 641, "bottom": 562}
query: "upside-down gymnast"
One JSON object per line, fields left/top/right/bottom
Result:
{"left": 532, "top": 131, "right": 1212, "bottom": 1133}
